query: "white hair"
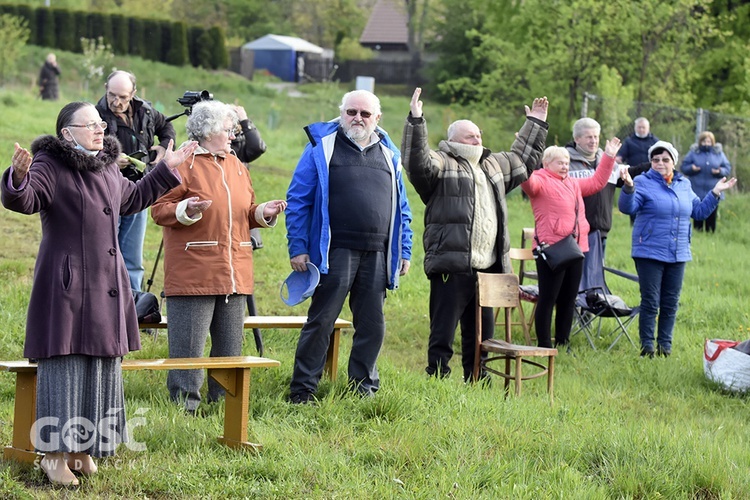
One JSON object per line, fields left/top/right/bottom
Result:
{"left": 339, "top": 90, "right": 381, "bottom": 115}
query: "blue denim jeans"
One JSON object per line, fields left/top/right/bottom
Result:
{"left": 634, "top": 258, "right": 686, "bottom": 353}
{"left": 118, "top": 210, "right": 147, "bottom": 291}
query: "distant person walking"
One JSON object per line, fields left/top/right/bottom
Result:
{"left": 38, "top": 53, "right": 60, "bottom": 101}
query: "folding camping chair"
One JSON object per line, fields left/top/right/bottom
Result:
{"left": 572, "top": 231, "right": 640, "bottom": 351}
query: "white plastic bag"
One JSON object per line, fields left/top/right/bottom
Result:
{"left": 704, "top": 339, "right": 750, "bottom": 393}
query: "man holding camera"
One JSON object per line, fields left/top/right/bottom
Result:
{"left": 96, "top": 70, "right": 176, "bottom": 291}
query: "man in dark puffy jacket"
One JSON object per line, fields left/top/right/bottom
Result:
{"left": 401, "top": 87, "right": 548, "bottom": 382}
{"left": 95, "top": 70, "right": 176, "bottom": 291}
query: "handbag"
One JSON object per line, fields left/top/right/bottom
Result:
{"left": 704, "top": 339, "right": 750, "bottom": 393}
{"left": 132, "top": 290, "right": 161, "bottom": 324}
{"left": 533, "top": 197, "right": 584, "bottom": 272}
{"left": 534, "top": 234, "right": 584, "bottom": 271}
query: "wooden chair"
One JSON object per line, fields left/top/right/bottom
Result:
{"left": 495, "top": 227, "right": 539, "bottom": 343}
{"left": 473, "top": 273, "right": 557, "bottom": 403}
{"left": 520, "top": 227, "right": 538, "bottom": 281}
{"left": 508, "top": 247, "right": 539, "bottom": 343}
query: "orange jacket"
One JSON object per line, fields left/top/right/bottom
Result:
{"left": 151, "top": 150, "right": 270, "bottom": 296}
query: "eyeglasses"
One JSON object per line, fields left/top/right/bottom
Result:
{"left": 345, "top": 109, "right": 373, "bottom": 119}
{"left": 651, "top": 157, "right": 672, "bottom": 164}
{"left": 223, "top": 128, "right": 236, "bottom": 136}
{"left": 68, "top": 121, "right": 108, "bottom": 131}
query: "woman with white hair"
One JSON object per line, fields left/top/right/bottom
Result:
{"left": 151, "top": 100, "right": 286, "bottom": 414}
{"left": 522, "top": 138, "right": 621, "bottom": 349}
{"left": 619, "top": 141, "right": 735, "bottom": 357}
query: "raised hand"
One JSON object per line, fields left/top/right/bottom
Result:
{"left": 262, "top": 199, "right": 287, "bottom": 217}
{"left": 163, "top": 139, "right": 198, "bottom": 170}
{"left": 150, "top": 144, "right": 167, "bottom": 164}
{"left": 11, "top": 143, "right": 32, "bottom": 188}
{"left": 604, "top": 137, "right": 622, "bottom": 157}
{"left": 410, "top": 87, "right": 423, "bottom": 118}
{"left": 185, "top": 196, "right": 212, "bottom": 218}
{"left": 525, "top": 97, "right": 549, "bottom": 122}
{"left": 619, "top": 166, "right": 634, "bottom": 187}
{"left": 712, "top": 177, "right": 737, "bottom": 195}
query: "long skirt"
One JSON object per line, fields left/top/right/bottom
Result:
{"left": 34, "top": 354, "right": 127, "bottom": 457}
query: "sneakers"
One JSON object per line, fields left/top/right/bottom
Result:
{"left": 640, "top": 347, "right": 655, "bottom": 358}
{"left": 289, "top": 392, "right": 315, "bottom": 405}
{"left": 656, "top": 346, "right": 672, "bottom": 357}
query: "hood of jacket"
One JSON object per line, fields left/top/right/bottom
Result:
{"left": 30, "top": 135, "right": 121, "bottom": 172}
{"left": 688, "top": 142, "right": 724, "bottom": 154}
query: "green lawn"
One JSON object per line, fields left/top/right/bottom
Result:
{"left": 1, "top": 46, "right": 749, "bottom": 498}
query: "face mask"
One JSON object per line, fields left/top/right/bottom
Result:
{"left": 699, "top": 145, "right": 711, "bottom": 153}
{"left": 65, "top": 130, "right": 99, "bottom": 156}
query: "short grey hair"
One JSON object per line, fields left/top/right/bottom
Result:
{"left": 339, "top": 90, "right": 381, "bottom": 116}
{"left": 106, "top": 70, "right": 137, "bottom": 90}
{"left": 185, "top": 100, "right": 235, "bottom": 142}
{"left": 635, "top": 117, "right": 650, "bottom": 126}
{"left": 572, "top": 117, "right": 600, "bottom": 138}
{"left": 446, "top": 120, "right": 477, "bottom": 141}
{"left": 542, "top": 146, "right": 570, "bottom": 165}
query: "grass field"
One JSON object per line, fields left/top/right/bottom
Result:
{"left": 1, "top": 46, "right": 749, "bottom": 498}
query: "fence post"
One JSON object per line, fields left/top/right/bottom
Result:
{"left": 695, "top": 108, "right": 708, "bottom": 143}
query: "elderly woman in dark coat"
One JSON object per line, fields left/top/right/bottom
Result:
{"left": 1, "top": 101, "right": 196, "bottom": 486}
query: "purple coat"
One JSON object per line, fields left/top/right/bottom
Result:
{"left": 1, "top": 135, "right": 180, "bottom": 359}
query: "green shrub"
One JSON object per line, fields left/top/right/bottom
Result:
{"left": 208, "top": 26, "right": 228, "bottom": 70}
{"left": 128, "top": 16, "right": 145, "bottom": 59}
{"left": 53, "top": 8, "right": 75, "bottom": 52}
{"left": 14, "top": 4, "right": 34, "bottom": 45}
{"left": 166, "top": 21, "right": 188, "bottom": 66}
{"left": 72, "top": 10, "right": 87, "bottom": 52}
{"left": 142, "top": 19, "right": 162, "bottom": 62}
{"left": 0, "top": 14, "right": 30, "bottom": 83}
{"left": 110, "top": 14, "right": 128, "bottom": 55}
{"left": 35, "top": 6, "right": 55, "bottom": 48}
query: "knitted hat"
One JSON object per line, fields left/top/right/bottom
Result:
{"left": 648, "top": 140, "right": 679, "bottom": 165}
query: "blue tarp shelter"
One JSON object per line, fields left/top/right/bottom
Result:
{"left": 242, "top": 34, "right": 325, "bottom": 82}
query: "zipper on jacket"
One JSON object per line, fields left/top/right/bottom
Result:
{"left": 184, "top": 241, "right": 218, "bottom": 251}
{"left": 215, "top": 156, "right": 238, "bottom": 294}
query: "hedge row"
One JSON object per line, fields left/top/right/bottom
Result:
{"left": 0, "top": 3, "right": 227, "bottom": 69}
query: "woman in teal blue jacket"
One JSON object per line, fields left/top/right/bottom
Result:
{"left": 619, "top": 141, "right": 735, "bottom": 357}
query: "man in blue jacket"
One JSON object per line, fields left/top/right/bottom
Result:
{"left": 286, "top": 89, "right": 413, "bottom": 403}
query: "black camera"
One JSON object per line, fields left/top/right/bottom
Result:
{"left": 177, "top": 90, "right": 213, "bottom": 108}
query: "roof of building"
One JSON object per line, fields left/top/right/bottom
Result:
{"left": 359, "top": 0, "right": 409, "bottom": 46}
{"left": 242, "top": 34, "right": 324, "bottom": 54}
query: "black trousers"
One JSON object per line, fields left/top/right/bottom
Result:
{"left": 290, "top": 248, "right": 386, "bottom": 397}
{"left": 693, "top": 207, "right": 718, "bottom": 232}
{"left": 427, "top": 270, "right": 495, "bottom": 381}
{"left": 534, "top": 257, "right": 583, "bottom": 348}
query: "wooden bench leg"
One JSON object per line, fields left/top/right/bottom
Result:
{"left": 4, "top": 371, "right": 42, "bottom": 464}
{"left": 324, "top": 328, "right": 341, "bottom": 382}
{"left": 209, "top": 368, "right": 261, "bottom": 452}
{"left": 514, "top": 356, "right": 523, "bottom": 396}
{"left": 548, "top": 355, "right": 555, "bottom": 406}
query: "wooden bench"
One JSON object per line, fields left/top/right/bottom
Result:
{"left": 1, "top": 355, "right": 279, "bottom": 464}
{"left": 140, "top": 315, "right": 353, "bottom": 382}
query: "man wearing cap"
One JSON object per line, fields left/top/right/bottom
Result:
{"left": 285, "top": 89, "right": 413, "bottom": 404}
{"left": 619, "top": 141, "right": 736, "bottom": 357}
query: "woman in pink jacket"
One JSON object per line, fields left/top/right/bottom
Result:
{"left": 522, "top": 138, "right": 621, "bottom": 348}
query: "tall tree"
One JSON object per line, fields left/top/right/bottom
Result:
{"left": 435, "top": 0, "right": 714, "bottom": 133}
